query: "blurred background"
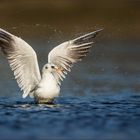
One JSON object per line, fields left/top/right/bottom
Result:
{"left": 0, "top": 1, "right": 140, "bottom": 140}
{"left": 0, "top": 0, "right": 140, "bottom": 40}
{"left": 0, "top": 0, "right": 140, "bottom": 96}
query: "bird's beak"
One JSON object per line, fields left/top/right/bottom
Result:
{"left": 55, "top": 66, "right": 64, "bottom": 73}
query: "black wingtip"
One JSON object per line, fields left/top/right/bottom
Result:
{"left": 0, "top": 28, "right": 12, "bottom": 42}
{"left": 88, "top": 28, "right": 104, "bottom": 38}
{"left": 73, "top": 28, "right": 103, "bottom": 45}
{"left": 96, "top": 28, "right": 104, "bottom": 32}
{"left": 94, "top": 28, "right": 104, "bottom": 34}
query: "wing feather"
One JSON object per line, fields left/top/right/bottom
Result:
{"left": 48, "top": 29, "right": 102, "bottom": 84}
{"left": 0, "top": 28, "right": 41, "bottom": 98}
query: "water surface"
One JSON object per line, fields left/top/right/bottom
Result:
{"left": 0, "top": 93, "right": 140, "bottom": 140}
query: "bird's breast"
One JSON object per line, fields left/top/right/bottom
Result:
{"left": 34, "top": 72, "right": 60, "bottom": 98}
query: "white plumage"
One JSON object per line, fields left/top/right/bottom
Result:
{"left": 0, "top": 28, "right": 102, "bottom": 104}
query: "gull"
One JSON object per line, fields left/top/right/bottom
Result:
{"left": 0, "top": 28, "right": 102, "bottom": 104}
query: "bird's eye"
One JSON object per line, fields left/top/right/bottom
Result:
{"left": 51, "top": 65, "right": 55, "bottom": 69}
{"left": 45, "top": 66, "right": 48, "bottom": 69}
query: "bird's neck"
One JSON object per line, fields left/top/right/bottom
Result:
{"left": 41, "top": 72, "right": 57, "bottom": 85}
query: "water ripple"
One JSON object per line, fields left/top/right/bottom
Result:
{"left": 0, "top": 94, "right": 139, "bottom": 140}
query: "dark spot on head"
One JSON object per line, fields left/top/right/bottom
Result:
{"left": 45, "top": 66, "right": 48, "bottom": 69}
{"left": 51, "top": 65, "right": 55, "bottom": 69}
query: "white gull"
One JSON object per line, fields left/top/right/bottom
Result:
{"left": 0, "top": 28, "right": 102, "bottom": 104}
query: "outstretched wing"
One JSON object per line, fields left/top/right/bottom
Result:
{"left": 48, "top": 29, "right": 102, "bottom": 85}
{"left": 0, "top": 28, "right": 41, "bottom": 98}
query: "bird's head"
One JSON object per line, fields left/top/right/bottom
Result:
{"left": 42, "top": 63, "right": 58, "bottom": 73}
